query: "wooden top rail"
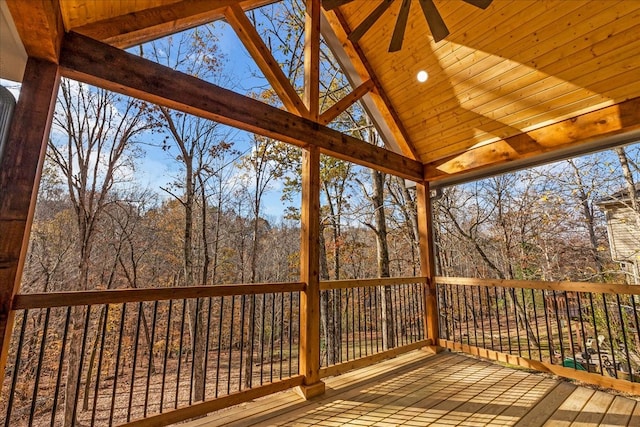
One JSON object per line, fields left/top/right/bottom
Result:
{"left": 435, "top": 276, "right": 640, "bottom": 296}
{"left": 320, "top": 276, "right": 427, "bottom": 290}
{"left": 12, "top": 282, "right": 306, "bottom": 310}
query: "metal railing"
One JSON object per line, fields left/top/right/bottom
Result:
{"left": 436, "top": 277, "right": 640, "bottom": 393}
{"left": 1, "top": 283, "right": 302, "bottom": 426}
{"left": 319, "top": 277, "right": 429, "bottom": 377}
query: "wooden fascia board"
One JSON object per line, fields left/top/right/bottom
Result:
{"left": 425, "top": 97, "right": 640, "bottom": 188}
{"left": 59, "top": 32, "right": 423, "bottom": 181}
{"left": 321, "top": 8, "right": 418, "bottom": 160}
{"left": 224, "top": 3, "right": 308, "bottom": 118}
{"left": 71, "top": 0, "right": 278, "bottom": 49}
{"left": 5, "top": 0, "right": 64, "bottom": 63}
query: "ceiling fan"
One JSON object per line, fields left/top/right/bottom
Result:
{"left": 322, "top": 0, "right": 493, "bottom": 51}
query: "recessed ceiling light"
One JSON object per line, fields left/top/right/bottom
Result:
{"left": 417, "top": 70, "right": 429, "bottom": 83}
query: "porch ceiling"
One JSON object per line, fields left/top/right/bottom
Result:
{"left": 2, "top": 0, "right": 640, "bottom": 184}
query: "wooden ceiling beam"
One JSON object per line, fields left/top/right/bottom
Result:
{"left": 71, "top": 0, "right": 277, "bottom": 49}
{"left": 59, "top": 32, "right": 423, "bottom": 181}
{"left": 224, "top": 3, "right": 308, "bottom": 118}
{"left": 321, "top": 8, "right": 418, "bottom": 160}
{"left": 425, "top": 97, "right": 640, "bottom": 186}
{"left": 320, "top": 79, "right": 375, "bottom": 125}
{"left": 5, "top": 0, "right": 64, "bottom": 63}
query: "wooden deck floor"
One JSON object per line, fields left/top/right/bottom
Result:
{"left": 179, "top": 351, "right": 640, "bottom": 426}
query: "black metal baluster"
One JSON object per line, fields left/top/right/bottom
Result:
{"left": 279, "top": 293, "right": 284, "bottom": 379}
{"left": 345, "top": 288, "right": 350, "bottom": 361}
{"left": 531, "top": 289, "right": 542, "bottom": 362}
{"left": 357, "top": 287, "right": 363, "bottom": 357}
{"left": 485, "top": 287, "right": 494, "bottom": 351}
{"left": 455, "top": 285, "right": 464, "bottom": 345}
{"left": 462, "top": 285, "right": 471, "bottom": 345}
{"left": 29, "top": 307, "right": 51, "bottom": 426}
{"left": 227, "top": 295, "right": 235, "bottom": 395}
{"left": 478, "top": 286, "right": 486, "bottom": 349}
{"left": 351, "top": 287, "right": 356, "bottom": 357}
{"left": 128, "top": 303, "right": 143, "bottom": 420}
{"left": 563, "top": 291, "right": 576, "bottom": 369}
{"left": 511, "top": 290, "right": 522, "bottom": 357}
{"left": 175, "top": 299, "right": 187, "bottom": 409}
{"left": 144, "top": 301, "right": 158, "bottom": 416}
{"left": 363, "top": 288, "right": 369, "bottom": 356}
{"left": 73, "top": 305, "right": 93, "bottom": 425}
{"left": 109, "top": 303, "right": 127, "bottom": 425}
{"left": 270, "top": 293, "right": 276, "bottom": 382}
{"left": 576, "top": 293, "right": 588, "bottom": 369}
{"left": 631, "top": 294, "right": 640, "bottom": 382}
{"left": 541, "top": 291, "right": 554, "bottom": 364}
{"left": 6, "top": 310, "right": 28, "bottom": 427}
{"left": 502, "top": 288, "right": 512, "bottom": 354}
{"left": 493, "top": 287, "right": 503, "bottom": 353}
{"left": 616, "top": 294, "right": 633, "bottom": 380}
{"left": 160, "top": 300, "right": 172, "bottom": 412}
{"left": 469, "top": 286, "right": 478, "bottom": 347}
{"left": 239, "top": 294, "right": 246, "bottom": 390}
{"left": 189, "top": 299, "right": 200, "bottom": 405}
{"left": 204, "top": 296, "right": 213, "bottom": 399}
{"left": 215, "top": 297, "right": 224, "bottom": 398}
{"left": 260, "top": 293, "right": 267, "bottom": 385}
{"left": 289, "top": 292, "right": 293, "bottom": 377}
{"left": 521, "top": 288, "right": 532, "bottom": 359}
{"left": 52, "top": 307, "right": 72, "bottom": 427}
{"left": 602, "top": 293, "right": 618, "bottom": 378}
{"left": 552, "top": 291, "right": 565, "bottom": 364}
{"left": 588, "top": 293, "right": 604, "bottom": 375}
{"left": 91, "top": 305, "right": 109, "bottom": 425}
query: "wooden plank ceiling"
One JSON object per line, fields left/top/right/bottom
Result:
{"left": 5, "top": 0, "right": 640, "bottom": 184}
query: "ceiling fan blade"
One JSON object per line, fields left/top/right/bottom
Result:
{"left": 418, "top": 0, "right": 449, "bottom": 43}
{"left": 389, "top": 0, "right": 412, "bottom": 52}
{"left": 348, "top": 0, "right": 394, "bottom": 43}
{"left": 461, "top": 0, "right": 493, "bottom": 10}
{"left": 322, "top": 0, "right": 356, "bottom": 11}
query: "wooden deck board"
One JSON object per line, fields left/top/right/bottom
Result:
{"left": 176, "top": 350, "right": 639, "bottom": 427}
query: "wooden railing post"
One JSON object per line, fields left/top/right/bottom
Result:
{"left": 0, "top": 58, "right": 60, "bottom": 377}
{"left": 416, "top": 181, "right": 440, "bottom": 349}
{"left": 298, "top": 145, "right": 325, "bottom": 399}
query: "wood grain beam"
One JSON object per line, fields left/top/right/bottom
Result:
{"left": 298, "top": 145, "right": 325, "bottom": 397}
{"left": 5, "top": 0, "right": 64, "bottom": 63}
{"left": 322, "top": 8, "right": 418, "bottom": 160}
{"left": 319, "top": 79, "right": 375, "bottom": 125}
{"left": 225, "top": 3, "right": 308, "bottom": 117}
{"left": 425, "top": 97, "right": 640, "bottom": 185}
{"left": 304, "top": 0, "right": 321, "bottom": 120}
{"left": 416, "top": 181, "right": 439, "bottom": 346}
{"left": 0, "top": 58, "right": 60, "bottom": 378}
{"left": 71, "top": 0, "right": 277, "bottom": 49}
{"left": 59, "top": 32, "right": 423, "bottom": 181}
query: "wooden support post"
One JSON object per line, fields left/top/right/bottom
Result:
{"left": 304, "top": 0, "right": 321, "bottom": 121}
{"left": 416, "top": 181, "right": 441, "bottom": 351}
{"left": 0, "top": 58, "right": 60, "bottom": 376}
{"left": 297, "top": 145, "right": 325, "bottom": 399}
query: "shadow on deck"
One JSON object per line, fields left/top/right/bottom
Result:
{"left": 178, "top": 351, "right": 640, "bottom": 426}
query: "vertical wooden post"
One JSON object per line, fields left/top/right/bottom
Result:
{"left": 304, "top": 0, "right": 320, "bottom": 121}
{"left": 297, "top": 145, "right": 325, "bottom": 399}
{"left": 0, "top": 58, "right": 60, "bottom": 376}
{"left": 416, "top": 181, "right": 441, "bottom": 349}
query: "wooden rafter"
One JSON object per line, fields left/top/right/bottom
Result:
{"left": 59, "top": 32, "right": 423, "bottom": 181}
{"left": 224, "top": 3, "right": 308, "bottom": 117}
{"left": 5, "top": 0, "right": 64, "bottom": 63}
{"left": 425, "top": 97, "right": 640, "bottom": 184}
{"left": 321, "top": 8, "right": 418, "bottom": 160}
{"left": 71, "top": 0, "right": 277, "bottom": 49}
{"left": 319, "top": 79, "right": 375, "bottom": 125}
{"left": 0, "top": 58, "right": 60, "bottom": 377}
